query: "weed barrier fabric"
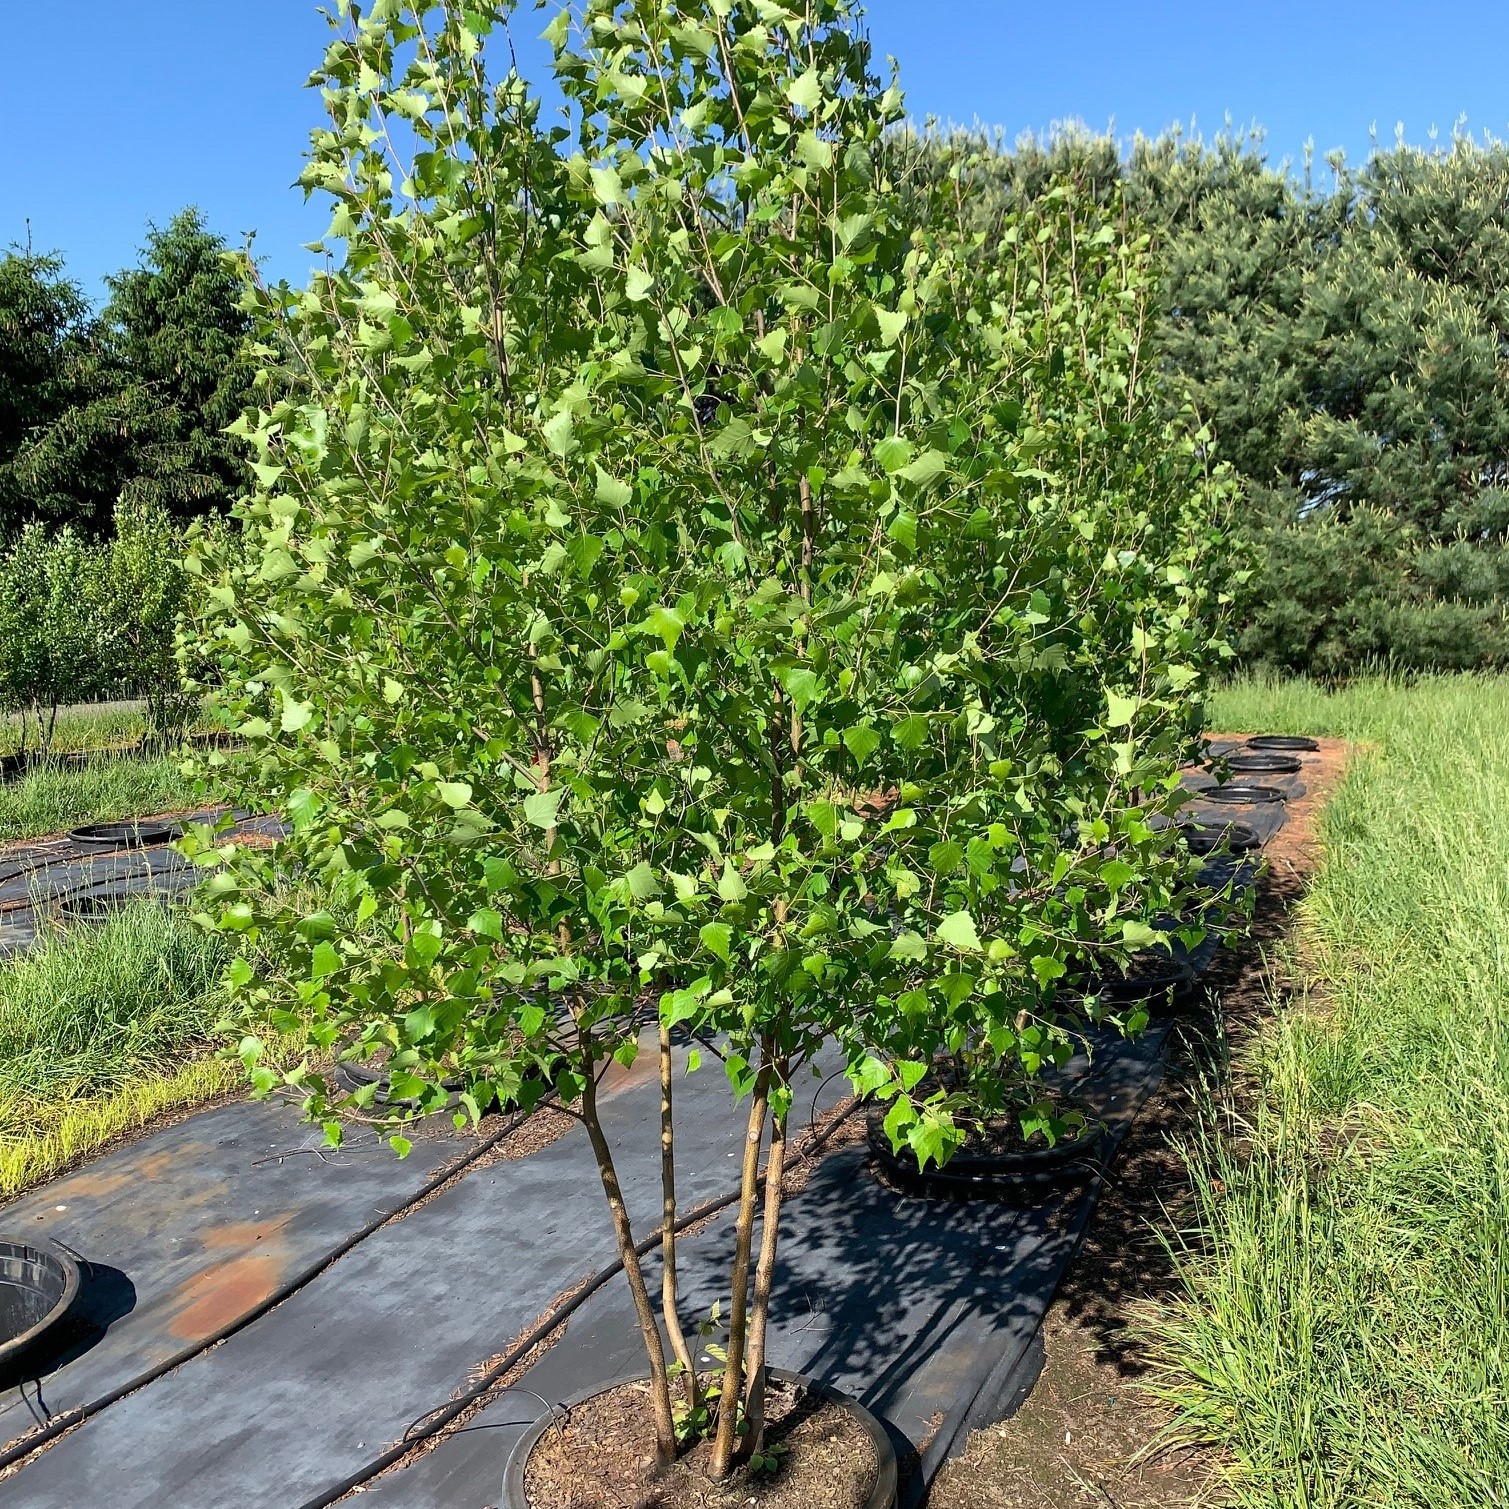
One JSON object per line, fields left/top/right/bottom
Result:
{"left": 0, "top": 1099, "right": 476, "bottom": 1459}
{"left": 0, "top": 1043, "right": 851, "bottom": 1509}
{"left": 354, "top": 1026, "right": 1177, "bottom": 1509}
{"left": 0, "top": 810, "right": 287, "bottom": 959}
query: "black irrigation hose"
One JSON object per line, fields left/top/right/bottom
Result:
{"left": 297, "top": 1099, "right": 864, "bottom": 1509}
{"left": 0, "top": 1107, "right": 533, "bottom": 1474}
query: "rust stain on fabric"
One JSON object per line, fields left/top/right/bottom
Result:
{"left": 52, "top": 1146, "right": 192, "bottom": 1202}
{"left": 165, "top": 1213, "right": 296, "bottom": 1340}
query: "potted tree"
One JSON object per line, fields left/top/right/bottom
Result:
{"left": 188, "top": 2, "right": 1233, "bottom": 1502}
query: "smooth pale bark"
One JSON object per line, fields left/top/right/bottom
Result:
{"left": 660, "top": 1023, "right": 700, "bottom": 1418}
{"left": 707, "top": 1045, "right": 774, "bottom": 1478}
{"left": 579, "top": 1035, "right": 678, "bottom": 1468}
{"left": 742, "top": 1093, "right": 789, "bottom": 1457}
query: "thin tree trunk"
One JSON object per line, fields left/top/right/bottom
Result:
{"left": 707, "top": 1043, "right": 774, "bottom": 1478}
{"left": 659, "top": 1022, "right": 700, "bottom": 1418}
{"left": 742, "top": 1088, "right": 789, "bottom": 1457}
{"left": 579, "top": 1032, "right": 678, "bottom": 1469}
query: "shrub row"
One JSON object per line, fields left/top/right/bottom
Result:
{"left": 0, "top": 502, "right": 200, "bottom": 755}
{"left": 904, "top": 126, "right": 1509, "bottom": 679}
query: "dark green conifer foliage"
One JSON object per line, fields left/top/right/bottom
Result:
{"left": 3, "top": 210, "right": 255, "bottom": 535}
{"left": 903, "top": 126, "right": 1509, "bottom": 677}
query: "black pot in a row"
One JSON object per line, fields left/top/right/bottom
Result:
{"left": 866, "top": 1103, "right": 1106, "bottom": 1201}
{"left": 1247, "top": 734, "right": 1319, "bottom": 753}
{"left": 0, "top": 1236, "right": 80, "bottom": 1371}
{"left": 68, "top": 819, "right": 179, "bottom": 850}
{"left": 1201, "top": 782, "right": 1286, "bottom": 806}
{"left": 1220, "top": 750, "right": 1302, "bottom": 776}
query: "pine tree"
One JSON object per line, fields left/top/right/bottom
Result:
{"left": 9, "top": 209, "right": 256, "bottom": 533}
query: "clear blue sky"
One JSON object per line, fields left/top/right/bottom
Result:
{"left": 7, "top": 1, "right": 1508, "bottom": 303}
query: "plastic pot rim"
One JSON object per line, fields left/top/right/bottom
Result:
{"left": 0, "top": 1235, "right": 82, "bottom": 1368}
{"left": 1221, "top": 752, "right": 1302, "bottom": 775}
{"left": 500, "top": 1366, "right": 898, "bottom": 1509}
{"left": 1181, "top": 819, "right": 1263, "bottom": 855}
{"left": 1245, "top": 734, "right": 1320, "bottom": 753}
{"left": 1200, "top": 783, "right": 1286, "bottom": 805}
{"left": 68, "top": 819, "right": 177, "bottom": 850}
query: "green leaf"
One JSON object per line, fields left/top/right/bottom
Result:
{"left": 843, "top": 724, "right": 881, "bottom": 766}
{"left": 717, "top": 861, "right": 748, "bottom": 903}
{"left": 874, "top": 307, "right": 908, "bottom": 346}
{"left": 468, "top": 907, "right": 504, "bottom": 941}
{"left": 936, "top": 910, "right": 982, "bottom": 953}
{"left": 699, "top": 921, "right": 732, "bottom": 961}
{"left": 785, "top": 68, "right": 822, "bottom": 112}
{"left": 898, "top": 450, "right": 948, "bottom": 488}
{"left": 523, "top": 789, "right": 563, "bottom": 829}
{"left": 595, "top": 466, "right": 633, "bottom": 509}
{"left": 311, "top": 942, "right": 341, "bottom": 980}
{"left": 541, "top": 409, "right": 577, "bottom": 458}
{"left": 1106, "top": 691, "right": 1139, "bottom": 727}
{"left": 437, "top": 781, "right": 472, "bottom": 809}
{"left": 888, "top": 930, "right": 927, "bottom": 961}
{"left": 281, "top": 699, "right": 314, "bottom": 733}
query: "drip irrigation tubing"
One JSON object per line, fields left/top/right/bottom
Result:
{"left": 0, "top": 1106, "right": 535, "bottom": 1474}
{"left": 296, "top": 1098, "right": 864, "bottom": 1509}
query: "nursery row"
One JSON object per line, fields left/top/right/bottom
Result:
{"left": 0, "top": 505, "right": 214, "bottom": 759}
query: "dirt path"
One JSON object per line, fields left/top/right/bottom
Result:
{"left": 929, "top": 736, "right": 1352, "bottom": 1509}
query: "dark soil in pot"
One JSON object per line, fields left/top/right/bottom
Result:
{"left": 507, "top": 1371, "right": 894, "bottom": 1509}
{"left": 1246, "top": 734, "right": 1319, "bottom": 753}
{"left": 866, "top": 1098, "right": 1105, "bottom": 1201}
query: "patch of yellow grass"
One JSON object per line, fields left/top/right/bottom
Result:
{"left": 0, "top": 1056, "right": 239, "bottom": 1198}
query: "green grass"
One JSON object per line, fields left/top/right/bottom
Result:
{"left": 0, "top": 700, "right": 154, "bottom": 757}
{"left": 1150, "top": 675, "right": 1509, "bottom": 1507}
{"left": 0, "top": 754, "right": 200, "bottom": 843}
{"left": 0, "top": 900, "right": 233, "bottom": 1195}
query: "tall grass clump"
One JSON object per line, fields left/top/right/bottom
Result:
{"left": 1153, "top": 675, "right": 1509, "bottom": 1507}
{"left": 0, "top": 901, "right": 230, "bottom": 1193}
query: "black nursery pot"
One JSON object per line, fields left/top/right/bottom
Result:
{"left": 0, "top": 1236, "right": 81, "bottom": 1370}
{"left": 1181, "top": 819, "right": 1263, "bottom": 856}
{"left": 1246, "top": 734, "right": 1319, "bottom": 753}
{"left": 866, "top": 1102, "right": 1106, "bottom": 1202}
{"left": 335, "top": 1056, "right": 463, "bottom": 1103}
{"left": 1220, "top": 751, "right": 1302, "bottom": 775}
{"left": 500, "top": 1369, "right": 898, "bottom": 1509}
{"left": 68, "top": 819, "right": 178, "bottom": 850}
{"left": 57, "top": 889, "right": 140, "bottom": 924}
{"left": 1201, "top": 782, "right": 1286, "bottom": 806}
